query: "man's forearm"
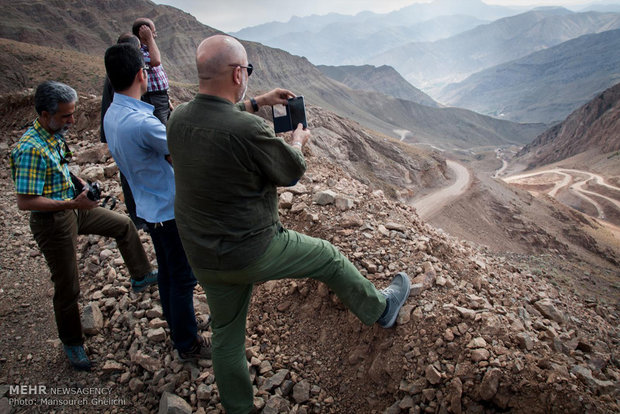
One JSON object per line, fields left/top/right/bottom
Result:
{"left": 147, "top": 41, "right": 162, "bottom": 67}
{"left": 16, "top": 194, "right": 77, "bottom": 211}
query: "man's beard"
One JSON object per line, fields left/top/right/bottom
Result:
{"left": 237, "top": 82, "right": 248, "bottom": 103}
{"left": 50, "top": 119, "right": 70, "bottom": 136}
{"left": 57, "top": 125, "right": 70, "bottom": 136}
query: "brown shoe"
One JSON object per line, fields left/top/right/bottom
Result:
{"left": 178, "top": 335, "right": 212, "bottom": 362}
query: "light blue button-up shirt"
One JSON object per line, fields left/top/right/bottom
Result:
{"left": 104, "top": 93, "right": 175, "bottom": 223}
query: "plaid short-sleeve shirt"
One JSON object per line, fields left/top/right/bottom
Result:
{"left": 141, "top": 45, "right": 169, "bottom": 92}
{"left": 10, "top": 119, "right": 75, "bottom": 201}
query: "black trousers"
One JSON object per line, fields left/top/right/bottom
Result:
{"left": 141, "top": 90, "right": 170, "bottom": 125}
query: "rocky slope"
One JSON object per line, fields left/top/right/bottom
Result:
{"left": 0, "top": 90, "right": 618, "bottom": 414}
{"left": 512, "top": 81, "right": 620, "bottom": 171}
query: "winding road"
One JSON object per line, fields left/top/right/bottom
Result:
{"left": 412, "top": 160, "right": 471, "bottom": 220}
{"left": 503, "top": 168, "right": 620, "bottom": 221}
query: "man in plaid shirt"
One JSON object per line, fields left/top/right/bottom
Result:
{"left": 10, "top": 81, "right": 157, "bottom": 371}
{"left": 132, "top": 17, "right": 172, "bottom": 124}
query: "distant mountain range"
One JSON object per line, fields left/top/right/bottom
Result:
{"left": 438, "top": 29, "right": 620, "bottom": 123}
{"left": 232, "top": 0, "right": 520, "bottom": 66}
{"left": 232, "top": 1, "right": 620, "bottom": 125}
{"left": 234, "top": 14, "right": 489, "bottom": 66}
{"left": 317, "top": 65, "right": 440, "bottom": 108}
{"left": 370, "top": 8, "right": 620, "bottom": 95}
{"left": 0, "top": 0, "right": 544, "bottom": 150}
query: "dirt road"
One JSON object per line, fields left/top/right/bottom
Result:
{"left": 412, "top": 160, "right": 471, "bottom": 220}
{"left": 503, "top": 167, "right": 620, "bottom": 237}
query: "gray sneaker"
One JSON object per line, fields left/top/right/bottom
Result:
{"left": 377, "top": 272, "right": 411, "bottom": 328}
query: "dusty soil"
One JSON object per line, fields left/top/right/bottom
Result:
{"left": 1, "top": 94, "right": 619, "bottom": 414}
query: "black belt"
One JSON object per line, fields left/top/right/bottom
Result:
{"left": 145, "top": 90, "right": 169, "bottom": 96}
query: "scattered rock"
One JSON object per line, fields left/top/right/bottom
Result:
{"left": 158, "top": 392, "right": 192, "bottom": 414}
{"left": 313, "top": 190, "right": 336, "bottom": 205}
{"left": 81, "top": 302, "right": 103, "bottom": 335}
{"left": 479, "top": 368, "right": 502, "bottom": 400}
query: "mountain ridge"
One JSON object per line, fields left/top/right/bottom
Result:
{"left": 0, "top": 0, "right": 544, "bottom": 149}
{"left": 438, "top": 28, "right": 620, "bottom": 123}
{"left": 370, "top": 9, "right": 620, "bottom": 95}
{"left": 317, "top": 64, "right": 440, "bottom": 107}
{"left": 512, "top": 81, "right": 620, "bottom": 170}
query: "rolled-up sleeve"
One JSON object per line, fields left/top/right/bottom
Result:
{"left": 245, "top": 119, "right": 306, "bottom": 187}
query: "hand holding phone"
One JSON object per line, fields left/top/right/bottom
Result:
{"left": 273, "top": 96, "right": 307, "bottom": 133}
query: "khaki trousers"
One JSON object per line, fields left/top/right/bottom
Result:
{"left": 30, "top": 208, "right": 151, "bottom": 346}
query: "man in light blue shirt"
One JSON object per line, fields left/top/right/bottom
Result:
{"left": 103, "top": 43, "right": 209, "bottom": 361}
{"left": 104, "top": 92, "right": 174, "bottom": 223}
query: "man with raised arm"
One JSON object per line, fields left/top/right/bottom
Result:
{"left": 132, "top": 17, "right": 172, "bottom": 124}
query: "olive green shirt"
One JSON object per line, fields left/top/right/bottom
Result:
{"left": 167, "top": 94, "right": 306, "bottom": 270}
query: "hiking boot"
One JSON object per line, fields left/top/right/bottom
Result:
{"left": 63, "top": 344, "right": 92, "bottom": 371}
{"left": 178, "top": 335, "right": 212, "bottom": 362}
{"left": 131, "top": 270, "right": 158, "bottom": 293}
{"left": 377, "top": 272, "right": 411, "bottom": 328}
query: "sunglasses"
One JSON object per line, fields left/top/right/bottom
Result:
{"left": 229, "top": 63, "right": 253, "bottom": 77}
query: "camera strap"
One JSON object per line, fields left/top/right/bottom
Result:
{"left": 99, "top": 195, "right": 117, "bottom": 210}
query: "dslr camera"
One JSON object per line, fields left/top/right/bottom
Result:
{"left": 70, "top": 172, "right": 102, "bottom": 201}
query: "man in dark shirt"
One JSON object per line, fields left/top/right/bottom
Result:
{"left": 167, "top": 35, "right": 411, "bottom": 414}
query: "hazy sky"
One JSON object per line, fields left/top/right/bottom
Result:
{"left": 152, "top": 0, "right": 604, "bottom": 32}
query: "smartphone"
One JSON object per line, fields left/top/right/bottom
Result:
{"left": 273, "top": 96, "right": 307, "bottom": 133}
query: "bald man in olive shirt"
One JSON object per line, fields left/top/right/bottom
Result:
{"left": 167, "top": 35, "right": 411, "bottom": 414}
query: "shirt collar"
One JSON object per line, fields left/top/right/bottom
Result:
{"left": 196, "top": 93, "right": 235, "bottom": 106}
{"left": 112, "top": 92, "right": 155, "bottom": 112}
{"left": 32, "top": 118, "right": 64, "bottom": 148}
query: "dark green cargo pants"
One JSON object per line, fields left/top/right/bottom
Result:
{"left": 193, "top": 228, "right": 386, "bottom": 414}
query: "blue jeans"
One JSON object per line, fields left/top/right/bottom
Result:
{"left": 147, "top": 219, "right": 198, "bottom": 352}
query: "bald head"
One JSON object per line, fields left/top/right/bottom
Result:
{"left": 196, "top": 35, "right": 247, "bottom": 81}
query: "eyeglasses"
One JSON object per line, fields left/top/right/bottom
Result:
{"left": 229, "top": 63, "right": 253, "bottom": 77}
{"left": 57, "top": 140, "right": 73, "bottom": 164}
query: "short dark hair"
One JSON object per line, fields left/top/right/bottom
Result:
{"left": 104, "top": 43, "right": 144, "bottom": 92}
{"left": 34, "top": 81, "right": 77, "bottom": 115}
{"left": 117, "top": 32, "right": 140, "bottom": 49}
{"left": 132, "top": 18, "right": 151, "bottom": 37}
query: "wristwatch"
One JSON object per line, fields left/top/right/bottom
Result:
{"left": 250, "top": 97, "right": 259, "bottom": 112}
